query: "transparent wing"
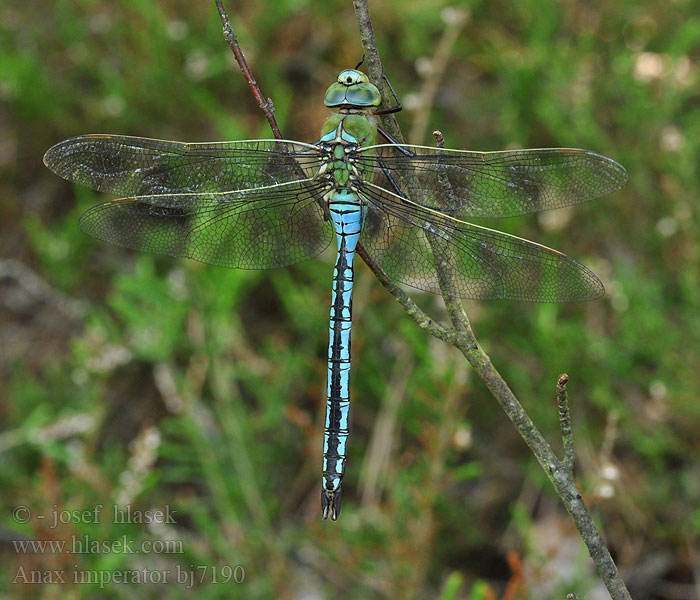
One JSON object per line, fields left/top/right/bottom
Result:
{"left": 43, "top": 135, "right": 323, "bottom": 196}
{"left": 359, "top": 182, "right": 604, "bottom": 301}
{"left": 78, "top": 180, "right": 332, "bottom": 269}
{"left": 356, "top": 145, "right": 627, "bottom": 218}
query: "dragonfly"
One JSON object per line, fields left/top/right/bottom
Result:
{"left": 44, "top": 68, "right": 628, "bottom": 520}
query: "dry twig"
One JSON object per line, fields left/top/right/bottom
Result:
{"left": 214, "top": 2, "right": 631, "bottom": 598}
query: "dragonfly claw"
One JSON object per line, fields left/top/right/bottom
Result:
{"left": 321, "top": 488, "right": 342, "bottom": 520}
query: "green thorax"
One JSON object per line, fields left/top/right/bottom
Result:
{"left": 318, "top": 116, "right": 377, "bottom": 187}
{"left": 318, "top": 69, "right": 382, "bottom": 188}
{"left": 320, "top": 113, "right": 377, "bottom": 148}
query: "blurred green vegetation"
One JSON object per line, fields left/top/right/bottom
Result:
{"left": 1, "top": 0, "right": 699, "bottom": 598}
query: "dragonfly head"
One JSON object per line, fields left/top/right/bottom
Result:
{"left": 324, "top": 69, "right": 381, "bottom": 111}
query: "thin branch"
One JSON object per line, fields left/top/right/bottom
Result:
{"left": 356, "top": 244, "right": 455, "bottom": 345}
{"left": 215, "top": 0, "right": 282, "bottom": 140}
{"left": 214, "top": 1, "right": 631, "bottom": 598}
{"left": 351, "top": 0, "right": 404, "bottom": 145}
{"left": 216, "top": 1, "right": 411, "bottom": 328}
{"left": 351, "top": 2, "right": 631, "bottom": 599}
{"left": 557, "top": 373, "right": 575, "bottom": 470}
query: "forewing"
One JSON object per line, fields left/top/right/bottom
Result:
{"left": 357, "top": 145, "right": 627, "bottom": 218}
{"left": 44, "top": 135, "right": 323, "bottom": 196}
{"left": 78, "top": 180, "right": 332, "bottom": 269}
{"left": 359, "top": 183, "right": 604, "bottom": 301}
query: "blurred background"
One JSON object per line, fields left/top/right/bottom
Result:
{"left": 2, "top": 0, "right": 699, "bottom": 598}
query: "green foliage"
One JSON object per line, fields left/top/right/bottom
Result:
{"left": 2, "top": 0, "right": 699, "bottom": 598}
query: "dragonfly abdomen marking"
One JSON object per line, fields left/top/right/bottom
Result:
{"left": 322, "top": 186, "right": 365, "bottom": 521}
{"left": 318, "top": 112, "right": 375, "bottom": 520}
{"left": 42, "top": 69, "right": 627, "bottom": 522}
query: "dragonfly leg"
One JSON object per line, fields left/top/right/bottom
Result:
{"left": 376, "top": 125, "right": 414, "bottom": 157}
{"left": 373, "top": 67, "right": 403, "bottom": 116}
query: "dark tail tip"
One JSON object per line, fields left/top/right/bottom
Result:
{"left": 321, "top": 488, "right": 342, "bottom": 521}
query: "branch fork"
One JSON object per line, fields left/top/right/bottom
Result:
{"left": 214, "top": 3, "right": 631, "bottom": 598}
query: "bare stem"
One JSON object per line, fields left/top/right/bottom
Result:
{"left": 356, "top": 244, "right": 455, "bottom": 344}
{"left": 215, "top": 0, "right": 282, "bottom": 140}
{"left": 214, "top": 1, "right": 631, "bottom": 597}
{"left": 351, "top": 0, "right": 404, "bottom": 145}
{"left": 351, "top": 1, "right": 631, "bottom": 599}
{"left": 557, "top": 373, "right": 575, "bottom": 470}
